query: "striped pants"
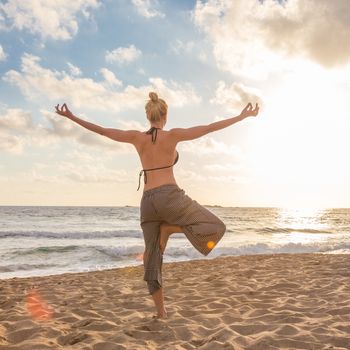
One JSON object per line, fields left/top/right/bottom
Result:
{"left": 140, "top": 184, "right": 226, "bottom": 295}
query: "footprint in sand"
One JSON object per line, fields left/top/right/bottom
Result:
{"left": 57, "top": 331, "right": 88, "bottom": 346}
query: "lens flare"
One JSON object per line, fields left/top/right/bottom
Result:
{"left": 26, "top": 287, "right": 53, "bottom": 321}
{"left": 207, "top": 241, "right": 215, "bottom": 249}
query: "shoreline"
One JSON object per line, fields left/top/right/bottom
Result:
{"left": 1, "top": 252, "right": 350, "bottom": 349}
{"left": 1, "top": 250, "right": 345, "bottom": 282}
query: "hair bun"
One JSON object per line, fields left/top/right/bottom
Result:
{"left": 149, "top": 92, "right": 158, "bottom": 102}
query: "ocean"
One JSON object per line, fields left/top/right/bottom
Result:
{"left": 1, "top": 206, "right": 349, "bottom": 279}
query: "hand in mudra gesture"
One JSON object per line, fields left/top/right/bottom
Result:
{"left": 55, "top": 103, "right": 74, "bottom": 119}
{"left": 240, "top": 102, "right": 259, "bottom": 119}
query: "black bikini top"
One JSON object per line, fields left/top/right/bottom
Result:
{"left": 137, "top": 127, "right": 179, "bottom": 191}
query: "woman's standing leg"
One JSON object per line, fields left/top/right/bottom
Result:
{"left": 141, "top": 220, "right": 167, "bottom": 317}
{"left": 150, "top": 284, "right": 166, "bottom": 318}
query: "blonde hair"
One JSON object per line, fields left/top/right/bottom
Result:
{"left": 145, "top": 92, "right": 168, "bottom": 123}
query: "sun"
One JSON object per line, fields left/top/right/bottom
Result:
{"left": 245, "top": 60, "right": 350, "bottom": 208}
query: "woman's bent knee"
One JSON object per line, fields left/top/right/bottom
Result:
{"left": 217, "top": 220, "right": 226, "bottom": 235}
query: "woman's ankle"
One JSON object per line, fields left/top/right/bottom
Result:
{"left": 157, "top": 308, "right": 167, "bottom": 318}
{"left": 160, "top": 223, "right": 182, "bottom": 235}
{"left": 160, "top": 223, "right": 171, "bottom": 235}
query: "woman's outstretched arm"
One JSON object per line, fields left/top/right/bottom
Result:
{"left": 170, "top": 102, "right": 259, "bottom": 142}
{"left": 55, "top": 103, "right": 138, "bottom": 144}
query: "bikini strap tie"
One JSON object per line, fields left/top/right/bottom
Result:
{"left": 137, "top": 151, "right": 179, "bottom": 191}
{"left": 145, "top": 127, "right": 159, "bottom": 144}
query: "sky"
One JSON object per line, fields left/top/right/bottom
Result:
{"left": 0, "top": 0, "right": 350, "bottom": 208}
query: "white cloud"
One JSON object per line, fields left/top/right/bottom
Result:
{"left": 170, "top": 39, "right": 195, "bottom": 55}
{"left": 66, "top": 149, "right": 100, "bottom": 162}
{"left": 138, "top": 68, "right": 146, "bottom": 75}
{"left": 38, "top": 110, "right": 132, "bottom": 152}
{"left": 177, "top": 168, "right": 246, "bottom": 184}
{"left": 3, "top": 53, "right": 201, "bottom": 112}
{"left": 210, "top": 80, "right": 263, "bottom": 112}
{"left": 100, "top": 68, "right": 122, "bottom": 87}
{"left": 29, "top": 163, "right": 65, "bottom": 184}
{"left": 0, "top": 108, "right": 33, "bottom": 130}
{"left": 67, "top": 62, "right": 82, "bottom": 76}
{"left": 117, "top": 119, "right": 148, "bottom": 131}
{"left": 0, "top": 0, "right": 100, "bottom": 41}
{"left": 212, "top": 115, "right": 225, "bottom": 122}
{"left": 203, "top": 163, "right": 243, "bottom": 173}
{"left": 131, "top": 0, "right": 165, "bottom": 19}
{"left": 180, "top": 136, "right": 244, "bottom": 158}
{"left": 0, "top": 134, "right": 24, "bottom": 154}
{"left": 105, "top": 45, "right": 142, "bottom": 64}
{"left": 0, "top": 44, "right": 6, "bottom": 60}
{"left": 206, "top": 174, "right": 243, "bottom": 184}
{"left": 148, "top": 77, "right": 201, "bottom": 107}
{"left": 0, "top": 108, "right": 33, "bottom": 154}
{"left": 197, "top": 51, "right": 207, "bottom": 63}
{"left": 201, "top": 163, "right": 252, "bottom": 184}
{"left": 0, "top": 106, "right": 131, "bottom": 154}
{"left": 29, "top": 158, "right": 132, "bottom": 184}
{"left": 57, "top": 161, "right": 130, "bottom": 183}
{"left": 193, "top": 0, "right": 350, "bottom": 79}
{"left": 169, "top": 39, "right": 209, "bottom": 63}
{"left": 177, "top": 169, "right": 206, "bottom": 182}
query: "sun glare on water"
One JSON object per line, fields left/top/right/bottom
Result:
{"left": 271, "top": 207, "right": 331, "bottom": 245}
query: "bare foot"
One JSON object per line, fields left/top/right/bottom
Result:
{"left": 154, "top": 308, "right": 168, "bottom": 319}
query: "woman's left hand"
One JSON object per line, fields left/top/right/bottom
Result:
{"left": 55, "top": 103, "right": 74, "bottom": 119}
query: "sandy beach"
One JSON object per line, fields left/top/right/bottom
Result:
{"left": 1, "top": 253, "right": 350, "bottom": 349}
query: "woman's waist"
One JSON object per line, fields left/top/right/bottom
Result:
{"left": 143, "top": 170, "right": 176, "bottom": 185}
{"left": 142, "top": 181, "right": 179, "bottom": 196}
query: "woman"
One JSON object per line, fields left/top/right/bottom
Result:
{"left": 55, "top": 92, "right": 259, "bottom": 319}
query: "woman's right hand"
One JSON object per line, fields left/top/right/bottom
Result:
{"left": 240, "top": 103, "right": 259, "bottom": 119}
{"left": 55, "top": 103, "right": 74, "bottom": 119}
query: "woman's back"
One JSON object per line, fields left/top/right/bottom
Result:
{"left": 134, "top": 128, "right": 179, "bottom": 191}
